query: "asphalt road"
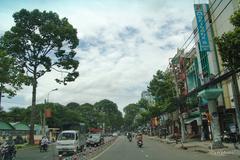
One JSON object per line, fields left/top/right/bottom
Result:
{"left": 94, "top": 136, "right": 240, "bottom": 160}
{"left": 16, "top": 136, "right": 114, "bottom": 160}
{"left": 16, "top": 144, "right": 58, "bottom": 160}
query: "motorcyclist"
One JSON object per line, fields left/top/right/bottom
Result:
{"left": 136, "top": 132, "right": 143, "bottom": 141}
{"left": 127, "top": 132, "right": 132, "bottom": 141}
{"left": 6, "top": 136, "right": 15, "bottom": 147}
{"left": 136, "top": 132, "right": 143, "bottom": 147}
{"left": 40, "top": 136, "right": 48, "bottom": 151}
{"left": 0, "top": 136, "right": 16, "bottom": 159}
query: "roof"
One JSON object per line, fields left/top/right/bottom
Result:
{"left": 0, "top": 121, "right": 14, "bottom": 130}
{"left": 10, "top": 122, "right": 30, "bottom": 131}
{"left": 61, "top": 130, "right": 78, "bottom": 133}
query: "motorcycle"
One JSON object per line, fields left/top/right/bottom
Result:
{"left": 0, "top": 143, "right": 16, "bottom": 160}
{"left": 222, "top": 131, "right": 231, "bottom": 143}
{"left": 221, "top": 130, "right": 237, "bottom": 143}
{"left": 40, "top": 143, "right": 48, "bottom": 152}
{"left": 128, "top": 136, "right": 132, "bottom": 142}
{"left": 137, "top": 140, "right": 143, "bottom": 148}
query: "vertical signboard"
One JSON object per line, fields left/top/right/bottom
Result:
{"left": 194, "top": 4, "right": 210, "bottom": 52}
{"left": 45, "top": 109, "right": 52, "bottom": 118}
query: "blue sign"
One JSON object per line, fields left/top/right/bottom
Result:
{"left": 194, "top": 4, "right": 210, "bottom": 52}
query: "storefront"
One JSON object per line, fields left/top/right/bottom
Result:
{"left": 184, "top": 108, "right": 202, "bottom": 139}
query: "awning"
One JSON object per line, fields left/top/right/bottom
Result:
{"left": 184, "top": 117, "right": 202, "bottom": 126}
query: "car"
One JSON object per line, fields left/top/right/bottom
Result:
{"left": 56, "top": 130, "right": 86, "bottom": 156}
{"left": 86, "top": 134, "right": 104, "bottom": 147}
{"left": 112, "top": 132, "right": 118, "bottom": 137}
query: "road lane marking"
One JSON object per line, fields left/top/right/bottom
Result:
{"left": 91, "top": 138, "right": 119, "bottom": 160}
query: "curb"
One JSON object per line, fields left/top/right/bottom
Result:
{"left": 148, "top": 136, "right": 240, "bottom": 157}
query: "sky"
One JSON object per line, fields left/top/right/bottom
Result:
{"left": 0, "top": 0, "right": 208, "bottom": 112}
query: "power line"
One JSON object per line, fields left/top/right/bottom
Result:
{"left": 180, "top": 0, "right": 220, "bottom": 50}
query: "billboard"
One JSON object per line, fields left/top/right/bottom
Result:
{"left": 194, "top": 4, "right": 210, "bottom": 52}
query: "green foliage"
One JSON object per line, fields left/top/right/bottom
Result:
{"left": 0, "top": 50, "right": 29, "bottom": 98}
{"left": 215, "top": 9, "right": 240, "bottom": 70}
{"left": 94, "top": 99, "right": 123, "bottom": 131}
{"left": 65, "top": 102, "right": 81, "bottom": 109}
{"left": 147, "top": 70, "right": 176, "bottom": 114}
{"left": 123, "top": 103, "right": 140, "bottom": 130}
{"left": 137, "top": 98, "right": 149, "bottom": 110}
{"left": 0, "top": 9, "right": 80, "bottom": 84}
{"left": 1, "top": 100, "right": 123, "bottom": 131}
{"left": 0, "top": 9, "right": 80, "bottom": 143}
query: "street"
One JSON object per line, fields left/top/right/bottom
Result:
{"left": 16, "top": 136, "right": 115, "bottom": 160}
{"left": 94, "top": 136, "right": 240, "bottom": 160}
{"left": 17, "top": 143, "right": 91, "bottom": 160}
{"left": 16, "top": 144, "right": 58, "bottom": 160}
{"left": 14, "top": 136, "right": 240, "bottom": 160}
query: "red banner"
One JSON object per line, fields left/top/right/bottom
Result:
{"left": 45, "top": 109, "right": 52, "bottom": 118}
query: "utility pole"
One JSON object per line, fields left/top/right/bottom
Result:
{"left": 42, "top": 88, "right": 58, "bottom": 136}
{"left": 170, "top": 56, "right": 186, "bottom": 143}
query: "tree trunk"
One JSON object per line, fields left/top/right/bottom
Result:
{"left": 0, "top": 91, "right": 2, "bottom": 110}
{"left": 0, "top": 84, "right": 3, "bottom": 110}
{"left": 29, "top": 68, "right": 37, "bottom": 144}
{"left": 231, "top": 72, "right": 240, "bottom": 134}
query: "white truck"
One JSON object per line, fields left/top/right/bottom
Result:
{"left": 56, "top": 124, "right": 86, "bottom": 155}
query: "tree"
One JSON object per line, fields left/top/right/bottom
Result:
{"left": 66, "top": 102, "right": 81, "bottom": 110}
{"left": 94, "top": 99, "right": 123, "bottom": 131}
{"left": 5, "top": 107, "right": 28, "bottom": 122}
{"left": 77, "top": 103, "right": 98, "bottom": 128}
{"left": 137, "top": 98, "right": 150, "bottom": 110}
{"left": 215, "top": 9, "right": 240, "bottom": 134}
{"left": 123, "top": 103, "right": 140, "bottom": 130}
{"left": 0, "top": 9, "right": 79, "bottom": 144}
{"left": 147, "top": 70, "right": 176, "bottom": 113}
{"left": 0, "top": 50, "right": 28, "bottom": 108}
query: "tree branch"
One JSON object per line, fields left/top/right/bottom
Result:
{"left": 51, "top": 67, "right": 71, "bottom": 74}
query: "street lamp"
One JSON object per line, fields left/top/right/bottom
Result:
{"left": 46, "top": 88, "right": 58, "bottom": 103}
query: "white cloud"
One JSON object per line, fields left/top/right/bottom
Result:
{"left": 1, "top": 0, "right": 195, "bottom": 112}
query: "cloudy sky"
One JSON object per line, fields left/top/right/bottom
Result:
{"left": 0, "top": 0, "right": 208, "bottom": 111}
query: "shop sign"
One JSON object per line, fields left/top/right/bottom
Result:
{"left": 194, "top": 4, "right": 210, "bottom": 52}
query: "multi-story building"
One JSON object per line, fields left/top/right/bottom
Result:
{"left": 209, "top": 0, "right": 240, "bottom": 132}
{"left": 169, "top": 0, "right": 240, "bottom": 141}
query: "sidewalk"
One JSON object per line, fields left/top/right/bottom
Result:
{"left": 147, "top": 135, "right": 240, "bottom": 156}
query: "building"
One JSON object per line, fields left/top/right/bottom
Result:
{"left": 209, "top": 0, "right": 240, "bottom": 133}
{"left": 170, "top": 1, "right": 240, "bottom": 140}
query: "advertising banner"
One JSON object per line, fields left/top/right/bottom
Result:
{"left": 194, "top": 4, "right": 210, "bottom": 52}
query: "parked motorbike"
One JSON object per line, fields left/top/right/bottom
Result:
{"left": 0, "top": 143, "right": 16, "bottom": 160}
{"left": 221, "top": 130, "right": 238, "bottom": 143}
{"left": 137, "top": 140, "right": 143, "bottom": 148}
{"left": 222, "top": 131, "right": 231, "bottom": 143}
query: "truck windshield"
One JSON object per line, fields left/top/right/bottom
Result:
{"left": 58, "top": 133, "right": 75, "bottom": 140}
